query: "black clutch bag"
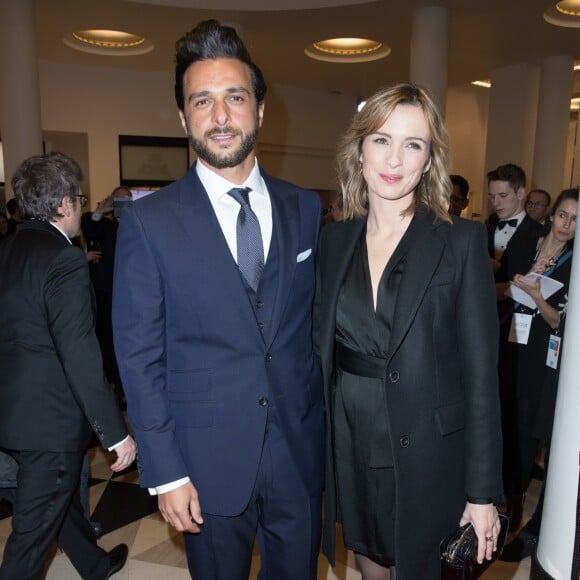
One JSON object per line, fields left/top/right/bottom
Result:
{"left": 440, "top": 514, "right": 509, "bottom": 580}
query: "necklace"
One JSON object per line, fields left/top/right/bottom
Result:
{"left": 533, "top": 235, "right": 567, "bottom": 268}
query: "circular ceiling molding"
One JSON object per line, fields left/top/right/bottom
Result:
{"left": 544, "top": 1, "right": 580, "bottom": 27}
{"left": 305, "top": 37, "right": 390, "bottom": 63}
{"left": 63, "top": 30, "right": 154, "bottom": 56}
{"left": 126, "top": 0, "right": 377, "bottom": 10}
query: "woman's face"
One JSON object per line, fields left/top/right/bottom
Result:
{"left": 0, "top": 215, "right": 8, "bottom": 236}
{"left": 551, "top": 198, "right": 577, "bottom": 244}
{"left": 360, "top": 103, "right": 431, "bottom": 211}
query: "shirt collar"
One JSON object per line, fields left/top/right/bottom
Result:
{"left": 512, "top": 210, "right": 526, "bottom": 226}
{"left": 195, "top": 159, "right": 265, "bottom": 202}
{"left": 48, "top": 221, "right": 72, "bottom": 244}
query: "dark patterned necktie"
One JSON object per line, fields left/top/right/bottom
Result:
{"left": 227, "top": 187, "right": 264, "bottom": 291}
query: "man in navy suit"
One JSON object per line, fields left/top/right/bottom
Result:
{"left": 112, "top": 20, "right": 324, "bottom": 580}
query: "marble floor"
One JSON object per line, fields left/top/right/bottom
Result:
{"left": 0, "top": 446, "right": 540, "bottom": 579}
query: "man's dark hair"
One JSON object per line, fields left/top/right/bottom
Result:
{"left": 527, "top": 188, "right": 551, "bottom": 206}
{"left": 12, "top": 152, "right": 83, "bottom": 221}
{"left": 487, "top": 163, "right": 526, "bottom": 192}
{"left": 174, "top": 19, "right": 267, "bottom": 112}
{"left": 450, "top": 174, "right": 469, "bottom": 198}
{"left": 6, "top": 198, "right": 19, "bottom": 217}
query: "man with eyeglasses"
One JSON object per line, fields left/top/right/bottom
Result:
{"left": 0, "top": 152, "right": 136, "bottom": 579}
{"left": 525, "top": 189, "right": 551, "bottom": 225}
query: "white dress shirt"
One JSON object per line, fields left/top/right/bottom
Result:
{"left": 150, "top": 159, "right": 273, "bottom": 496}
{"left": 493, "top": 210, "right": 526, "bottom": 260}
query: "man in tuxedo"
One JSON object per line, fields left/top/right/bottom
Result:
{"left": 0, "top": 152, "right": 136, "bottom": 579}
{"left": 487, "top": 163, "right": 544, "bottom": 291}
{"left": 112, "top": 20, "right": 324, "bottom": 580}
{"left": 487, "top": 163, "right": 544, "bottom": 530}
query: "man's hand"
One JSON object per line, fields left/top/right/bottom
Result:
{"left": 158, "top": 482, "right": 204, "bottom": 534}
{"left": 85, "top": 250, "right": 102, "bottom": 262}
{"left": 110, "top": 436, "right": 137, "bottom": 472}
{"left": 95, "top": 195, "right": 115, "bottom": 215}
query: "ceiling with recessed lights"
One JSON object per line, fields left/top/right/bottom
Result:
{"left": 32, "top": 0, "right": 580, "bottom": 99}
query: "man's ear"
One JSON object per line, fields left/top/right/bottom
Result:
{"left": 58, "top": 196, "right": 72, "bottom": 217}
{"left": 178, "top": 110, "right": 188, "bottom": 135}
{"left": 516, "top": 187, "right": 526, "bottom": 201}
{"left": 257, "top": 102, "right": 265, "bottom": 129}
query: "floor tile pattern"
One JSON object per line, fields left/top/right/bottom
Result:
{"left": 0, "top": 447, "right": 538, "bottom": 579}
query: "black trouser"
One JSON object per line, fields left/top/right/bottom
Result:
{"left": 0, "top": 450, "right": 109, "bottom": 580}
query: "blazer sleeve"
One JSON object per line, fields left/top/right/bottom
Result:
{"left": 44, "top": 245, "right": 127, "bottom": 448}
{"left": 455, "top": 223, "right": 503, "bottom": 501}
{"left": 112, "top": 205, "right": 189, "bottom": 488}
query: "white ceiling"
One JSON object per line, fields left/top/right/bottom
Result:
{"left": 34, "top": 0, "right": 580, "bottom": 99}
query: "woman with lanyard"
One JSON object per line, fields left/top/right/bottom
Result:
{"left": 502, "top": 187, "right": 577, "bottom": 533}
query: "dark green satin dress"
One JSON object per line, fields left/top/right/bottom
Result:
{"left": 333, "top": 219, "right": 413, "bottom": 567}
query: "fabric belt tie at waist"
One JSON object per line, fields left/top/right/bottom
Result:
{"left": 335, "top": 343, "right": 386, "bottom": 379}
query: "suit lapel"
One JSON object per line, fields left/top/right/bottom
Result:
{"left": 261, "top": 174, "right": 299, "bottom": 347}
{"left": 386, "top": 209, "right": 445, "bottom": 364}
{"left": 170, "top": 166, "right": 259, "bottom": 310}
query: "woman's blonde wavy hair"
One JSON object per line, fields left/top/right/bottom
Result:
{"left": 337, "top": 82, "right": 452, "bottom": 223}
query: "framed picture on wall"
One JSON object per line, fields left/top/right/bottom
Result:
{"left": 119, "top": 135, "right": 190, "bottom": 187}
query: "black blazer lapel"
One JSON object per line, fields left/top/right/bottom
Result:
{"left": 386, "top": 210, "right": 445, "bottom": 364}
{"left": 317, "top": 218, "right": 366, "bottom": 372}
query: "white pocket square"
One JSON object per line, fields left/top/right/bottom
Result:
{"left": 296, "top": 249, "right": 312, "bottom": 263}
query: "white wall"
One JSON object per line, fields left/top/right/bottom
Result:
{"left": 38, "top": 60, "right": 355, "bottom": 206}
{"left": 31, "top": 60, "right": 580, "bottom": 216}
{"left": 446, "top": 84, "right": 489, "bottom": 220}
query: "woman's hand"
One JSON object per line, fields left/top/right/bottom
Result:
{"left": 510, "top": 273, "right": 542, "bottom": 304}
{"left": 459, "top": 502, "right": 501, "bottom": 564}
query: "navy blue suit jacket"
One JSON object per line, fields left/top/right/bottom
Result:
{"left": 112, "top": 163, "right": 324, "bottom": 516}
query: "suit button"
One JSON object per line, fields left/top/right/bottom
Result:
{"left": 258, "top": 396, "right": 268, "bottom": 407}
{"left": 388, "top": 370, "right": 399, "bottom": 383}
{"left": 399, "top": 436, "right": 410, "bottom": 448}
{"left": 265, "top": 353, "right": 272, "bottom": 362}
{"left": 256, "top": 300, "right": 264, "bottom": 309}
{"left": 258, "top": 322, "right": 264, "bottom": 330}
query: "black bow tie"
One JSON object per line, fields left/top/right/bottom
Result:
{"left": 497, "top": 219, "right": 518, "bottom": 230}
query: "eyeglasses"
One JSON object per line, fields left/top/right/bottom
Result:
{"left": 526, "top": 201, "right": 548, "bottom": 209}
{"left": 75, "top": 194, "right": 88, "bottom": 208}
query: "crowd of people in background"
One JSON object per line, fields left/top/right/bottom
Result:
{"left": 0, "top": 17, "right": 578, "bottom": 580}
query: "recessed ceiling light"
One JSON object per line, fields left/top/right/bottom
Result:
{"left": 556, "top": 0, "right": 580, "bottom": 16}
{"left": 63, "top": 29, "right": 154, "bottom": 56}
{"left": 305, "top": 37, "right": 390, "bottom": 63}
{"left": 544, "top": 1, "right": 580, "bottom": 27}
{"left": 471, "top": 80, "right": 491, "bottom": 88}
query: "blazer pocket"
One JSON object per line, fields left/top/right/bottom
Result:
{"left": 167, "top": 368, "right": 212, "bottom": 395}
{"left": 435, "top": 400, "right": 465, "bottom": 436}
{"left": 428, "top": 268, "right": 455, "bottom": 288}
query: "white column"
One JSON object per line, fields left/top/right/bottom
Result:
{"left": 0, "top": 0, "right": 43, "bottom": 200}
{"left": 534, "top": 233, "right": 580, "bottom": 577}
{"left": 532, "top": 55, "right": 574, "bottom": 196}
{"left": 482, "top": 63, "right": 540, "bottom": 216}
{"left": 409, "top": 6, "right": 449, "bottom": 115}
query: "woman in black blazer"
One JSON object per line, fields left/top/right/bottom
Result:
{"left": 314, "top": 83, "right": 503, "bottom": 579}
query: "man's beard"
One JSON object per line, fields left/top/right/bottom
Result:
{"left": 188, "top": 125, "right": 259, "bottom": 169}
